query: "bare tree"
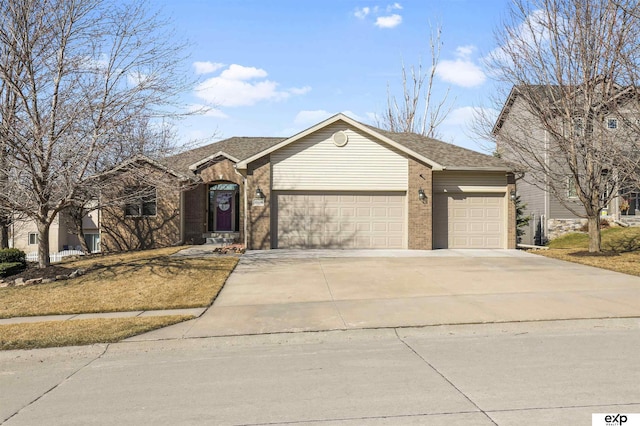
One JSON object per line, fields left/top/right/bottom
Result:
{"left": 0, "top": 0, "right": 190, "bottom": 266}
{"left": 380, "top": 24, "right": 454, "bottom": 138}
{"left": 481, "top": 0, "right": 640, "bottom": 252}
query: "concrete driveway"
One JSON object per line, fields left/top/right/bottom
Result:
{"left": 132, "top": 249, "right": 640, "bottom": 340}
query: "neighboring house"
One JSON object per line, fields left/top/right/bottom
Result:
{"left": 493, "top": 84, "right": 640, "bottom": 245}
{"left": 9, "top": 209, "right": 101, "bottom": 254}
{"left": 111, "top": 113, "right": 516, "bottom": 250}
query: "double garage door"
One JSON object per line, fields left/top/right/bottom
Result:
{"left": 433, "top": 193, "right": 505, "bottom": 249}
{"left": 274, "top": 191, "right": 505, "bottom": 249}
{"left": 276, "top": 192, "right": 405, "bottom": 249}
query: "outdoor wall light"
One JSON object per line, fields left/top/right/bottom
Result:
{"left": 418, "top": 188, "right": 427, "bottom": 202}
{"left": 510, "top": 189, "right": 517, "bottom": 201}
{"left": 255, "top": 188, "right": 265, "bottom": 199}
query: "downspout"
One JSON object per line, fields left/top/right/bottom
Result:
{"left": 544, "top": 129, "right": 549, "bottom": 242}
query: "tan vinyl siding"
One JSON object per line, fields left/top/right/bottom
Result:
{"left": 433, "top": 171, "right": 508, "bottom": 193}
{"left": 272, "top": 123, "right": 408, "bottom": 191}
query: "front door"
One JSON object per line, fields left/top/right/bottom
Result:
{"left": 208, "top": 183, "right": 239, "bottom": 232}
{"left": 215, "top": 191, "right": 234, "bottom": 231}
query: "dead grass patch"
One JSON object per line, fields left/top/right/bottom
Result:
{"left": 538, "top": 249, "right": 640, "bottom": 276}
{"left": 0, "top": 315, "right": 193, "bottom": 350}
{"left": 0, "top": 247, "right": 238, "bottom": 318}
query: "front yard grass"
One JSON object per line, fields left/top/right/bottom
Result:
{"left": 538, "top": 227, "right": 640, "bottom": 276}
{"left": 0, "top": 315, "right": 193, "bottom": 351}
{"left": 0, "top": 247, "right": 238, "bottom": 319}
{"left": 0, "top": 247, "right": 239, "bottom": 350}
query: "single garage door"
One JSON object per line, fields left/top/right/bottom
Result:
{"left": 276, "top": 192, "right": 405, "bottom": 249}
{"left": 433, "top": 193, "right": 505, "bottom": 249}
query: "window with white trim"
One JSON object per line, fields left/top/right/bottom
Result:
{"left": 28, "top": 233, "right": 38, "bottom": 245}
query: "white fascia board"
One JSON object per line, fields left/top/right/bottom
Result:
{"left": 236, "top": 113, "right": 444, "bottom": 171}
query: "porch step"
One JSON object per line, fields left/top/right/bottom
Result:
{"left": 203, "top": 232, "right": 240, "bottom": 246}
{"left": 205, "top": 237, "right": 236, "bottom": 246}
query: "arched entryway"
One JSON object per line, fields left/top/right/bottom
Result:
{"left": 208, "top": 182, "right": 240, "bottom": 232}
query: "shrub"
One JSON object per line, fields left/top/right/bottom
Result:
{"left": 0, "top": 262, "right": 26, "bottom": 278}
{"left": 0, "top": 248, "right": 26, "bottom": 265}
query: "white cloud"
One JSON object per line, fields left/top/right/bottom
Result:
{"left": 193, "top": 61, "right": 225, "bottom": 75}
{"left": 354, "top": 6, "right": 370, "bottom": 19}
{"left": 194, "top": 64, "right": 310, "bottom": 108}
{"left": 436, "top": 45, "right": 486, "bottom": 88}
{"left": 355, "top": 4, "right": 403, "bottom": 28}
{"left": 387, "top": 2, "right": 402, "bottom": 11}
{"left": 289, "top": 86, "right": 312, "bottom": 95}
{"left": 127, "top": 71, "right": 148, "bottom": 87}
{"left": 375, "top": 14, "right": 402, "bottom": 29}
{"left": 219, "top": 64, "right": 268, "bottom": 81}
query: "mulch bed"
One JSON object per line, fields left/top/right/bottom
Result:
{"left": 4, "top": 263, "right": 74, "bottom": 281}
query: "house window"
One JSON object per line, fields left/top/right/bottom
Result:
{"left": 567, "top": 178, "right": 579, "bottom": 199}
{"left": 84, "top": 233, "right": 100, "bottom": 253}
{"left": 124, "top": 186, "right": 157, "bottom": 217}
{"left": 28, "top": 233, "right": 38, "bottom": 245}
{"left": 607, "top": 118, "right": 618, "bottom": 130}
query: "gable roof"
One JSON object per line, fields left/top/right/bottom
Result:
{"left": 95, "top": 155, "right": 190, "bottom": 181}
{"left": 164, "top": 114, "right": 512, "bottom": 177}
{"left": 493, "top": 82, "right": 640, "bottom": 135}
{"left": 235, "top": 113, "right": 511, "bottom": 172}
{"left": 163, "top": 137, "right": 285, "bottom": 176}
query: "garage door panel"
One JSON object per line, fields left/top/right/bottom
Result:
{"left": 434, "top": 193, "right": 505, "bottom": 249}
{"left": 277, "top": 192, "right": 405, "bottom": 249}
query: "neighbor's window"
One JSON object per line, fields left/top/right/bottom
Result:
{"left": 607, "top": 118, "right": 618, "bottom": 130}
{"left": 567, "top": 178, "right": 579, "bottom": 199}
{"left": 28, "top": 233, "right": 38, "bottom": 245}
{"left": 124, "top": 186, "right": 157, "bottom": 217}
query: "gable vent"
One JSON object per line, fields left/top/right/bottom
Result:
{"left": 332, "top": 131, "right": 348, "bottom": 147}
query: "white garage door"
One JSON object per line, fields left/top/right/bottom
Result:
{"left": 433, "top": 193, "right": 505, "bottom": 249}
{"left": 276, "top": 192, "right": 405, "bottom": 249}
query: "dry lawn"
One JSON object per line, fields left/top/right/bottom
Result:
{"left": 538, "top": 227, "right": 640, "bottom": 276}
{"left": 0, "top": 316, "right": 193, "bottom": 350}
{"left": 0, "top": 247, "right": 238, "bottom": 318}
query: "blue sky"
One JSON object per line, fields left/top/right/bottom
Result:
{"left": 156, "top": 0, "right": 512, "bottom": 152}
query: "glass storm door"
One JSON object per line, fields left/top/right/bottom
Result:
{"left": 215, "top": 191, "right": 234, "bottom": 231}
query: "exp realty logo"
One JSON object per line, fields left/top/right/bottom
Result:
{"left": 593, "top": 413, "right": 640, "bottom": 426}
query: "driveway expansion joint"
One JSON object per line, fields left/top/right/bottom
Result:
{"left": 393, "top": 328, "right": 499, "bottom": 426}
{"left": 1, "top": 344, "right": 110, "bottom": 424}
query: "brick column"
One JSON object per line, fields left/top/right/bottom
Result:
{"left": 247, "top": 157, "right": 271, "bottom": 250}
{"left": 408, "top": 158, "right": 433, "bottom": 250}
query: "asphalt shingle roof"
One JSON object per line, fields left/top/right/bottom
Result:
{"left": 164, "top": 121, "right": 512, "bottom": 178}
{"left": 365, "top": 125, "right": 511, "bottom": 170}
{"left": 163, "top": 137, "right": 285, "bottom": 176}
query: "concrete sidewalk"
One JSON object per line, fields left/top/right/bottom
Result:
{"left": 0, "top": 308, "right": 206, "bottom": 325}
{"left": 3, "top": 319, "right": 639, "bottom": 425}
